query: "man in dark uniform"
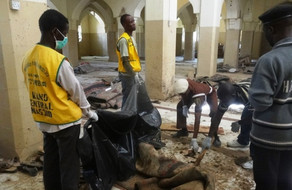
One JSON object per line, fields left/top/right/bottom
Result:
{"left": 200, "top": 80, "right": 253, "bottom": 149}
{"left": 249, "top": 2, "right": 292, "bottom": 189}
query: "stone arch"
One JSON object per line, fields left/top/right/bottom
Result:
{"left": 134, "top": 0, "right": 145, "bottom": 18}
{"left": 133, "top": 0, "right": 145, "bottom": 58}
{"left": 72, "top": 0, "right": 114, "bottom": 30}
{"left": 71, "top": 0, "right": 116, "bottom": 60}
{"left": 177, "top": 2, "right": 197, "bottom": 60}
{"left": 47, "top": 0, "right": 58, "bottom": 10}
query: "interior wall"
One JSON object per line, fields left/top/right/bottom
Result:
{"left": 88, "top": 14, "right": 107, "bottom": 56}
{"left": 0, "top": 0, "right": 46, "bottom": 160}
{"left": 218, "top": 0, "right": 226, "bottom": 56}
{"left": 218, "top": 18, "right": 226, "bottom": 44}
{"left": 78, "top": 14, "right": 90, "bottom": 57}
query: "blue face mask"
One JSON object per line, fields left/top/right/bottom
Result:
{"left": 54, "top": 28, "right": 68, "bottom": 50}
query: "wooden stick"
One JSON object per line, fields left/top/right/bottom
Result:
{"left": 194, "top": 149, "right": 208, "bottom": 166}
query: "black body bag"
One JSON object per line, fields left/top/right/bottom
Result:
{"left": 122, "top": 77, "right": 163, "bottom": 148}
{"left": 78, "top": 110, "right": 137, "bottom": 190}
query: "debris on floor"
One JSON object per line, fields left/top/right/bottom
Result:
{"left": 74, "top": 62, "right": 100, "bottom": 74}
{"left": 0, "top": 174, "right": 19, "bottom": 183}
{"left": 17, "top": 151, "right": 44, "bottom": 177}
{"left": 243, "top": 66, "right": 255, "bottom": 74}
{"left": 84, "top": 80, "right": 123, "bottom": 109}
{"left": 0, "top": 157, "right": 19, "bottom": 174}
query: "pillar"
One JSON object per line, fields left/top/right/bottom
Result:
{"left": 63, "top": 19, "right": 79, "bottom": 67}
{"left": 222, "top": 0, "right": 241, "bottom": 68}
{"left": 196, "top": 0, "right": 224, "bottom": 77}
{"left": 136, "top": 18, "right": 145, "bottom": 59}
{"left": 107, "top": 31, "right": 118, "bottom": 62}
{"left": 184, "top": 25, "right": 195, "bottom": 60}
{"left": 251, "top": 26, "right": 263, "bottom": 59}
{"left": 223, "top": 18, "right": 241, "bottom": 68}
{"left": 145, "top": 0, "right": 177, "bottom": 99}
{"left": 106, "top": 21, "right": 118, "bottom": 62}
{"left": 176, "top": 28, "right": 183, "bottom": 56}
{"left": 0, "top": 0, "right": 47, "bottom": 159}
{"left": 240, "top": 24, "right": 254, "bottom": 57}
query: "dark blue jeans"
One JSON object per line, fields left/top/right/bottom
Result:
{"left": 43, "top": 125, "right": 80, "bottom": 190}
{"left": 237, "top": 106, "right": 253, "bottom": 146}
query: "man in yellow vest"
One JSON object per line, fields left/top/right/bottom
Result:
{"left": 116, "top": 14, "right": 142, "bottom": 107}
{"left": 22, "top": 9, "right": 98, "bottom": 190}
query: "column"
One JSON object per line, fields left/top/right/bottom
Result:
{"left": 176, "top": 28, "right": 183, "bottom": 56}
{"left": 63, "top": 19, "right": 79, "bottom": 67}
{"left": 196, "top": 0, "right": 224, "bottom": 77}
{"left": 0, "top": 0, "right": 47, "bottom": 159}
{"left": 145, "top": 0, "right": 177, "bottom": 99}
{"left": 184, "top": 24, "right": 195, "bottom": 60}
{"left": 250, "top": 24, "right": 262, "bottom": 59}
{"left": 107, "top": 31, "right": 118, "bottom": 62}
{"left": 241, "top": 15, "right": 257, "bottom": 58}
{"left": 106, "top": 21, "right": 118, "bottom": 62}
{"left": 223, "top": 18, "right": 241, "bottom": 68}
{"left": 136, "top": 18, "right": 145, "bottom": 59}
{"left": 222, "top": 0, "right": 241, "bottom": 68}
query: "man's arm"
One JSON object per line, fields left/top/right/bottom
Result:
{"left": 118, "top": 38, "right": 135, "bottom": 76}
{"left": 122, "top": 56, "right": 135, "bottom": 76}
{"left": 249, "top": 57, "right": 276, "bottom": 112}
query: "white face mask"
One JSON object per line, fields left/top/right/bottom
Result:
{"left": 54, "top": 28, "right": 68, "bottom": 49}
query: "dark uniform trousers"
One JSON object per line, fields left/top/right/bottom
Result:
{"left": 251, "top": 143, "right": 292, "bottom": 190}
{"left": 43, "top": 125, "right": 80, "bottom": 190}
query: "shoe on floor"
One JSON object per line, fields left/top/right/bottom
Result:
{"left": 241, "top": 160, "right": 253, "bottom": 170}
{"left": 227, "top": 139, "right": 249, "bottom": 148}
{"left": 172, "top": 129, "right": 188, "bottom": 138}
{"left": 213, "top": 136, "right": 221, "bottom": 147}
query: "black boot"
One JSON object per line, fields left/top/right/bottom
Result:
{"left": 213, "top": 134, "right": 221, "bottom": 147}
{"left": 172, "top": 129, "right": 189, "bottom": 138}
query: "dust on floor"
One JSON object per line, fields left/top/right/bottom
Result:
{"left": 154, "top": 98, "right": 255, "bottom": 190}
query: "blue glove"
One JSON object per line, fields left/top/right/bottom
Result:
{"left": 182, "top": 105, "right": 189, "bottom": 117}
{"left": 190, "top": 138, "right": 199, "bottom": 153}
{"left": 201, "top": 137, "right": 212, "bottom": 150}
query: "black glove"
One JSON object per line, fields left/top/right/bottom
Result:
{"left": 231, "top": 121, "right": 240, "bottom": 132}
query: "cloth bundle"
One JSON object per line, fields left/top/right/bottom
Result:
{"left": 117, "top": 143, "right": 215, "bottom": 190}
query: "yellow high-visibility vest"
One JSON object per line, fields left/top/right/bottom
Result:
{"left": 22, "top": 44, "right": 82, "bottom": 125}
{"left": 116, "top": 32, "right": 141, "bottom": 73}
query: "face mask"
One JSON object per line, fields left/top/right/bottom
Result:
{"left": 54, "top": 28, "right": 68, "bottom": 49}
